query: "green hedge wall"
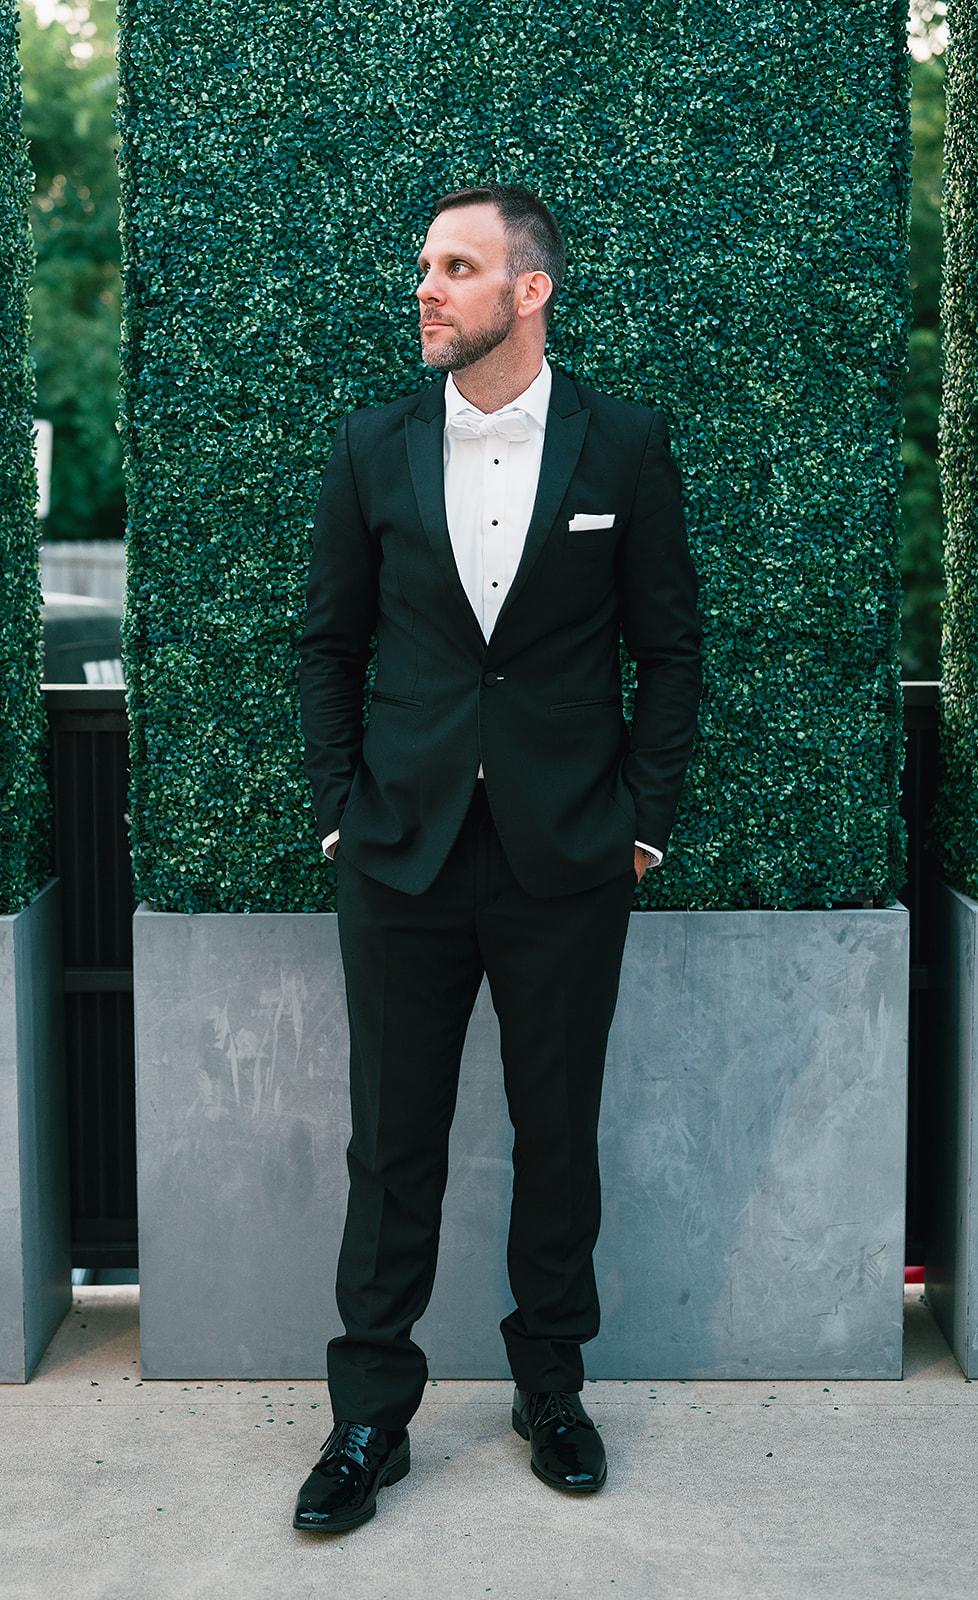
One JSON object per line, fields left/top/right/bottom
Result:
{"left": 119, "top": 0, "right": 911, "bottom": 914}
{"left": 0, "top": 1, "right": 48, "bottom": 916}
{"left": 935, "top": 2, "right": 978, "bottom": 894}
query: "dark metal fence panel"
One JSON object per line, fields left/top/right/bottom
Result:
{"left": 44, "top": 685, "right": 136, "bottom": 1268}
{"left": 898, "top": 681, "right": 941, "bottom": 1265}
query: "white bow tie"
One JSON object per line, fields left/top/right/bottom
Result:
{"left": 446, "top": 407, "right": 532, "bottom": 443}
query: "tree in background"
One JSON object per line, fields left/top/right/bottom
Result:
{"left": 19, "top": 0, "right": 123, "bottom": 542}
{"left": 901, "top": 43, "right": 945, "bottom": 679}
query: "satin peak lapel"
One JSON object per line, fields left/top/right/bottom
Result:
{"left": 404, "top": 385, "right": 486, "bottom": 648}
{"left": 494, "top": 374, "right": 590, "bottom": 631}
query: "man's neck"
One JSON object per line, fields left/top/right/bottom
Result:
{"left": 450, "top": 348, "right": 547, "bottom": 415}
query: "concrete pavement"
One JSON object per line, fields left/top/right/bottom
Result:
{"left": 1, "top": 1286, "right": 976, "bottom": 1600}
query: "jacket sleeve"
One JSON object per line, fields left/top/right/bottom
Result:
{"left": 298, "top": 416, "right": 379, "bottom": 841}
{"left": 619, "top": 411, "right": 703, "bottom": 850}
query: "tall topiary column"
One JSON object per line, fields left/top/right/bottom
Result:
{"left": 0, "top": 0, "right": 68, "bottom": 1386}
{"left": 0, "top": 0, "right": 48, "bottom": 914}
{"left": 925, "top": 0, "right": 978, "bottom": 1380}
{"left": 935, "top": 0, "right": 978, "bottom": 888}
{"left": 119, "top": 1, "right": 911, "bottom": 914}
{"left": 124, "top": 3, "right": 914, "bottom": 1382}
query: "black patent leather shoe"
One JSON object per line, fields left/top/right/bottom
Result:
{"left": 292, "top": 1420, "right": 410, "bottom": 1532}
{"left": 512, "top": 1388, "right": 607, "bottom": 1493}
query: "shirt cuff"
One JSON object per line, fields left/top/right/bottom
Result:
{"left": 325, "top": 830, "right": 657, "bottom": 866}
{"left": 635, "top": 840, "right": 663, "bottom": 868}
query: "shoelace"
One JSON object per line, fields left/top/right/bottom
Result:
{"left": 320, "top": 1420, "right": 376, "bottom": 1469}
{"left": 528, "top": 1391, "right": 584, "bottom": 1431}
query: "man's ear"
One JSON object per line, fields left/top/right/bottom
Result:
{"left": 516, "top": 270, "right": 553, "bottom": 319}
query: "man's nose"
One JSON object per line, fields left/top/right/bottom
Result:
{"left": 416, "top": 270, "right": 443, "bottom": 304}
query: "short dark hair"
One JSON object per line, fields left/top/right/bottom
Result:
{"left": 432, "top": 183, "right": 566, "bottom": 323}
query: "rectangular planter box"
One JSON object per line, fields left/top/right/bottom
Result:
{"left": 134, "top": 903, "right": 909, "bottom": 1380}
{"left": 926, "top": 884, "right": 978, "bottom": 1376}
{"left": 0, "top": 881, "right": 70, "bottom": 1383}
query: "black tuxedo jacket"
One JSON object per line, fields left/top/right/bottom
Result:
{"left": 298, "top": 368, "right": 702, "bottom": 898}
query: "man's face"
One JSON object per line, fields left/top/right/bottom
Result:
{"left": 416, "top": 204, "right": 519, "bottom": 371}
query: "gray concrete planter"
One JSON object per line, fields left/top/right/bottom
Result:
{"left": 0, "top": 881, "right": 70, "bottom": 1382}
{"left": 927, "top": 884, "right": 978, "bottom": 1376}
{"left": 134, "top": 903, "right": 909, "bottom": 1381}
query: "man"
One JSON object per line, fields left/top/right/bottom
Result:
{"left": 295, "top": 184, "right": 701, "bottom": 1532}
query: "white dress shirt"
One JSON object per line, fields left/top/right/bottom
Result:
{"left": 443, "top": 361, "right": 552, "bottom": 638}
{"left": 323, "top": 360, "right": 661, "bottom": 867}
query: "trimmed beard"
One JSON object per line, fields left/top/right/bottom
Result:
{"left": 420, "top": 288, "right": 518, "bottom": 371}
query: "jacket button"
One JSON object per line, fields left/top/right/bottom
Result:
{"left": 484, "top": 671, "right": 501, "bottom": 686}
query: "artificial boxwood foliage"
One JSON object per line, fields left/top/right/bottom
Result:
{"left": 0, "top": 1, "right": 48, "bottom": 915}
{"left": 119, "top": 0, "right": 911, "bottom": 914}
{"left": 935, "top": 3, "right": 978, "bottom": 896}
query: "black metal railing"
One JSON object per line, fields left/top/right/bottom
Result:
{"left": 44, "top": 685, "right": 136, "bottom": 1269}
{"left": 898, "top": 681, "right": 941, "bottom": 1265}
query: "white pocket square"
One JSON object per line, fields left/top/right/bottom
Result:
{"left": 568, "top": 513, "right": 615, "bottom": 531}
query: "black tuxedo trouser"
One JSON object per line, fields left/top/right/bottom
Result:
{"left": 327, "top": 784, "right": 635, "bottom": 1429}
